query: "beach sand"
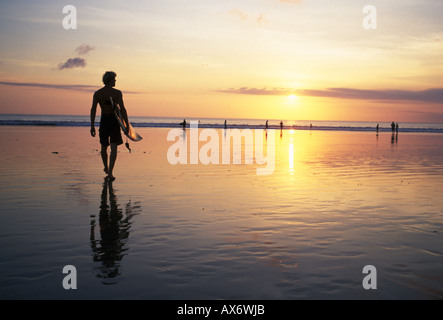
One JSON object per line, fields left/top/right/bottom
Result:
{"left": 0, "top": 125, "right": 442, "bottom": 299}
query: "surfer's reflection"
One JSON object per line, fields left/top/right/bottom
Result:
{"left": 391, "top": 131, "right": 398, "bottom": 144}
{"left": 90, "top": 179, "right": 141, "bottom": 284}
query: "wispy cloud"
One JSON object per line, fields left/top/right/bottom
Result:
{"left": 301, "top": 88, "right": 443, "bottom": 104}
{"left": 0, "top": 80, "right": 141, "bottom": 94}
{"left": 0, "top": 81, "right": 97, "bottom": 92}
{"left": 57, "top": 57, "right": 87, "bottom": 70}
{"left": 75, "top": 44, "right": 95, "bottom": 55}
{"left": 216, "top": 87, "right": 443, "bottom": 104}
{"left": 217, "top": 87, "right": 293, "bottom": 96}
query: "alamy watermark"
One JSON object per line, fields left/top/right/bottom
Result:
{"left": 61, "top": 263, "right": 377, "bottom": 292}
{"left": 362, "top": 265, "right": 377, "bottom": 290}
{"left": 363, "top": 5, "right": 377, "bottom": 30}
{"left": 62, "top": 265, "right": 77, "bottom": 290}
{"left": 62, "top": 5, "right": 77, "bottom": 30}
{"left": 62, "top": 4, "right": 377, "bottom": 31}
{"left": 166, "top": 121, "right": 275, "bottom": 175}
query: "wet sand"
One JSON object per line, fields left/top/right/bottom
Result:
{"left": 0, "top": 125, "right": 442, "bottom": 299}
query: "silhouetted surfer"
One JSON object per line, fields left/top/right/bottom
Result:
{"left": 181, "top": 119, "right": 187, "bottom": 129}
{"left": 90, "top": 71, "right": 129, "bottom": 181}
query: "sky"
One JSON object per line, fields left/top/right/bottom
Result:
{"left": 1, "top": 0, "right": 443, "bottom": 122}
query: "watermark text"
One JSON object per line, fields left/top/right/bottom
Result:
{"left": 62, "top": 5, "right": 77, "bottom": 30}
{"left": 167, "top": 121, "right": 275, "bottom": 175}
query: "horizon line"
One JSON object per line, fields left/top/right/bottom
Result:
{"left": 1, "top": 112, "right": 443, "bottom": 125}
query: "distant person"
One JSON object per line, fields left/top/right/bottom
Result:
{"left": 224, "top": 120, "right": 227, "bottom": 129}
{"left": 90, "top": 71, "right": 128, "bottom": 181}
{"left": 391, "top": 121, "right": 396, "bottom": 131}
{"left": 376, "top": 123, "right": 379, "bottom": 134}
{"left": 310, "top": 123, "right": 313, "bottom": 130}
{"left": 265, "top": 120, "right": 268, "bottom": 130}
{"left": 396, "top": 123, "right": 399, "bottom": 132}
{"left": 181, "top": 119, "right": 186, "bottom": 129}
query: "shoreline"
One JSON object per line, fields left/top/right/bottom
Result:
{"left": 1, "top": 123, "right": 443, "bottom": 134}
{"left": 1, "top": 114, "right": 443, "bottom": 133}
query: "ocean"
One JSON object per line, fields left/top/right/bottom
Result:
{"left": 1, "top": 113, "right": 443, "bottom": 133}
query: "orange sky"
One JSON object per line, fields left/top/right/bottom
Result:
{"left": 1, "top": 1, "right": 443, "bottom": 122}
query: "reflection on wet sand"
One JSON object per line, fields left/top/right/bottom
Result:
{"left": 90, "top": 179, "right": 141, "bottom": 284}
{"left": 2, "top": 126, "right": 443, "bottom": 299}
{"left": 391, "top": 131, "right": 398, "bottom": 144}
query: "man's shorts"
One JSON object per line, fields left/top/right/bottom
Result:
{"left": 99, "top": 114, "right": 123, "bottom": 146}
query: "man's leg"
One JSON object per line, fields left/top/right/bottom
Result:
{"left": 108, "top": 143, "right": 118, "bottom": 180}
{"left": 101, "top": 144, "right": 109, "bottom": 174}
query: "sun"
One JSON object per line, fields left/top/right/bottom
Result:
{"left": 283, "top": 92, "right": 299, "bottom": 110}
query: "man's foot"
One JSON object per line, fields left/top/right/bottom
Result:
{"left": 107, "top": 174, "right": 116, "bottom": 182}
{"left": 104, "top": 167, "right": 109, "bottom": 174}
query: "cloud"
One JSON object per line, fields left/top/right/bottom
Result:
{"left": 217, "top": 87, "right": 293, "bottom": 96}
{"left": 0, "top": 80, "right": 97, "bottom": 92}
{"left": 0, "top": 81, "right": 141, "bottom": 94}
{"left": 216, "top": 87, "right": 443, "bottom": 104}
{"left": 56, "top": 44, "right": 94, "bottom": 70}
{"left": 75, "top": 44, "right": 95, "bottom": 55}
{"left": 302, "top": 88, "right": 443, "bottom": 104}
{"left": 57, "top": 57, "right": 87, "bottom": 70}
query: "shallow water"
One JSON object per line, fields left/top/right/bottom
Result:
{"left": 0, "top": 126, "right": 442, "bottom": 299}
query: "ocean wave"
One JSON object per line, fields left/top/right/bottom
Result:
{"left": 1, "top": 118, "right": 443, "bottom": 133}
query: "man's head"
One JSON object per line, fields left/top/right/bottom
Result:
{"left": 102, "top": 71, "right": 116, "bottom": 86}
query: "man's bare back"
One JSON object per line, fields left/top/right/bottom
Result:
{"left": 93, "top": 86, "right": 123, "bottom": 116}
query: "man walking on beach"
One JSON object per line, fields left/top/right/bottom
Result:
{"left": 90, "top": 71, "right": 129, "bottom": 181}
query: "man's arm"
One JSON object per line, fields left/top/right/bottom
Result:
{"left": 90, "top": 93, "right": 98, "bottom": 137}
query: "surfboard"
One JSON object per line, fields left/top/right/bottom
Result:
{"left": 110, "top": 97, "right": 142, "bottom": 142}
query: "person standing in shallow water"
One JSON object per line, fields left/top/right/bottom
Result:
{"left": 90, "top": 71, "right": 129, "bottom": 181}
